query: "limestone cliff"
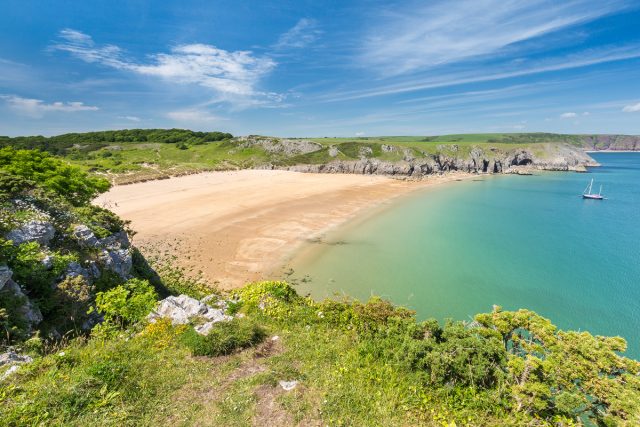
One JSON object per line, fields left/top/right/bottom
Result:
{"left": 259, "top": 141, "right": 599, "bottom": 178}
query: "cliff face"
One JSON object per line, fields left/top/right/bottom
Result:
{"left": 578, "top": 135, "right": 640, "bottom": 151}
{"left": 271, "top": 143, "right": 598, "bottom": 178}
{"left": 0, "top": 187, "right": 149, "bottom": 343}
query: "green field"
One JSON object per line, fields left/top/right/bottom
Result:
{"left": 1, "top": 130, "right": 636, "bottom": 183}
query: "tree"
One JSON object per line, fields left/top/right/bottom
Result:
{"left": 475, "top": 307, "right": 640, "bottom": 424}
{"left": 0, "top": 147, "right": 110, "bottom": 205}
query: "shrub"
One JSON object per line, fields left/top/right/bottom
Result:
{"left": 407, "top": 321, "right": 507, "bottom": 388}
{"left": 94, "top": 278, "right": 158, "bottom": 327}
{"left": 179, "top": 317, "right": 266, "bottom": 357}
{"left": 52, "top": 276, "right": 93, "bottom": 333}
{"left": 233, "top": 281, "right": 304, "bottom": 318}
{"left": 0, "top": 147, "right": 110, "bottom": 205}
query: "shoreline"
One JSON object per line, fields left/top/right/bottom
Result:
{"left": 585, "top": 150, "right": 640, "bottom": 153}
{"left": 95, "top": 169, "right": 479, "bottom": 289}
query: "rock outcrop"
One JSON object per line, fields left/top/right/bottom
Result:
{"left": 6, "top": 221, "right": 55, "bottom": 246}
{"left": 71, "top": 225, "right": 133, "bottom": 281}
{"left": 279, "top": 143, "right": 597, "bottom": 178}
{"left": 580, "top": 135, "right": 640, "bottom": 151}
{"left": 148, "top": 294, "right": 232, "bottom": 335}
{"left": 0, "top": 267, "right": 43, "bottom": 331}
{"left": 237, "top": 136, "right": 322, "bottom": 156}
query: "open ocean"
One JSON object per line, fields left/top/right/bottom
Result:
{"left": 289, "top": 152, "right": 640, "bottom": 358}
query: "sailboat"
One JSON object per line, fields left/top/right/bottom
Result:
{"left": 582, "top": 178, "right": 604, "bottom": 200}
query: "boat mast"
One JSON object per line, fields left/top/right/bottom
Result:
{"left": 599, "top": 185, "right": 602, "bottom": 196}
{"left": 585, "top": 178, "right": 594, "bottom": 195}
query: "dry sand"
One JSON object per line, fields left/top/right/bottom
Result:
{"left": 95, "top": 170, "right": 472, "bottom": 289}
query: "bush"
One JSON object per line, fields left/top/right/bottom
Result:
{"left": 179, "top": 317, "right": 266, "bottom": 357}
{"left": 52, "top": 276, "right": 93, "bottom": 333}
{"left": 407, "top": 321, "right": 507, "bottom": 388}
{"left": 0, "top": 147, "right": 110, "bottom": 205}
{"left": 94, "top": 278, "right": 158, "bottom": 327}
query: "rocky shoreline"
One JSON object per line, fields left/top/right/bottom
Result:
{"left": 258, "top": 142, "right": 600, "bottom": 178}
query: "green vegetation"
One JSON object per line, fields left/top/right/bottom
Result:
{"left": 179, "top": 317, "right": 266, "bottom": 357}
{"left": 2, "top": 281, "right": 639, "bottom": 426}
{"left": 2, "top": 142, "right": 640, "bottom": 425}
{"left": 0, "top": 147, "right": 110, "bottom": 205}
{"left": 3, "top": 130, "right": 634, "bottom": 184}
{"left": 0, "top": 149, "right": 146, "bottom": 344}
{"left": 0, "top": 129, "right": 232, "bottom": 155}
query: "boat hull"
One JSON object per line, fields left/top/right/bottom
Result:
{"left": 583, "top": 194, "right": 604, "bottom": 200}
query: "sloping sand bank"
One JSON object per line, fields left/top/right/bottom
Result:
{"left": 95, "top": 170, "right": 470, "bottom": 288}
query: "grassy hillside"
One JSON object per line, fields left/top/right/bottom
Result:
{"left": 1, "top": 130, "right": 637, "bottom": 183}
{"left": 2, "top": 149, "right": 640, "bottom": 426}
{"left": 2, "top": 280, "right": 640, "bottom": 426}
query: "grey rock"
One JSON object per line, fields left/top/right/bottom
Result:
{"left": 278, "top": 380, "right": 298, "bottom": 391}
{"left": 328, "top": 146, "right": 339, "bottom": 157}
{"left": 66, "top": 261, "right": 91, "bottom": 280}
{"left": 98, "top": 249, "right": 132, "bottom": 280}
{"left": 0, "top": 350, "right": 33, "bottom": 367}
{"left": 41, "top": 255, "right": 54, "bottom": 270}
{"left": 148, "top": 295, "right": 232, "bottom": 331}
{"left": 381, "top": 144, "right": 395, "bottom": 152}
{"left": 278, "top": 143, "right": 597, "bottom": 178}
{"left": 72, "top": 225, "right": 98, "bottom": 248}
{"left": 0, "top": 265, "right": 12, "bottom": 291}
{"left": 6, "top": 221, "right": 55, "bottom": 246}
{"left": 98, "top": 231, "right": 130, "bottom": 250}
{"left": 237, "top": 136, "right": 322, "bottom": 156}
{"left": 1, "top": 280, "right": 43, "bottom": 327}
{"left": 359, "top": 146, "right": 373, "bottom": 158}
{"left": 1, "top": 365, "right": 20, "bottom": 380}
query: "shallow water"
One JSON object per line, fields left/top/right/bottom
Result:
{"left": 289, "top": 153, "right": 640, "bottom": 358}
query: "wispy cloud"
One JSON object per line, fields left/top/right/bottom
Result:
{"left": 51, "top": 29, "right": 277, "bottom": 104}
{"left": 321, "top": 44, "right": 640, "bottom": 102}
{"left": 622, "top": 102, "right": 640, "bottom": 112}
{"left": 0, "top": 94, "right": 98, "bottom": 118}
{"left": 166, "top": 109, "right": 225, "bottom": 124}
{"left": 361, "top": 0, "right": 632, "bottom": 76}
{"left": 560, "top": 112, "right": 578, "bottom": 118}
{"left": 274, "top": 18, "right": 322, "bottom": 49}
{"left": 118, "top": 115, "right": 141, "bottom": 122}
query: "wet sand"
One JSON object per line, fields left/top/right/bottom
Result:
{"left": 94, "top": 170, "right": 473, "bottom": 289}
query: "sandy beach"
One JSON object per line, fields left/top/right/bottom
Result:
{"left": 95, "top": 170, "right": 472, "bottom": 289}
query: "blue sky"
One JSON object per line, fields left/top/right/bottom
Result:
{"left": 1, "top": 0, "right": 640, "bottom": 137}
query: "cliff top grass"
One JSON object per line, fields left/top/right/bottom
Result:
{"left": 1, "top": 130, "right": 636, "bottom": 184}
{"left": 2, "top": 151, "right": 640, "bottom": 426}
{"left": 2, "top": 280, "right": 640, "bottom": 426}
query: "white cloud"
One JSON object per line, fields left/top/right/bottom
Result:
{"left": 362, "top": 0, "right": 631, "bottom": 76}
{"left": 0, "top": 94, "right": 98, "bottom": 118}
{"left": 118, "top": 115, "right": 141, "bottom": 122}
{"left": 622, "top": 102, "right": 640, "bottom": 112}
{"left": 51, "top": 29, "right": 277, "bottom": 104}
{"left": 582, "top": 111, "right": 590, "bottom": 116}
{"left": 560, "top": 112, "right": 577, "bottom": 118}
{"left": 355, "top": 132, "right": 365, "bottom": 136}
{"left": 321, "top": 45, "right": 640, "bottom": 102}
{"left": 166, "top": 109, "right": 225, "bottom": 123}
{"left": 275, "top": 18, "right": 322, "bottom": 49}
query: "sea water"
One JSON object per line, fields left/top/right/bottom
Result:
{"left": 289, "top": 153, "right": 640, "bottom": 358}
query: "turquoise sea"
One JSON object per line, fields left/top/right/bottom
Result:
{"left": 288, "top": 153, "right": 640, "bottom": 358}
